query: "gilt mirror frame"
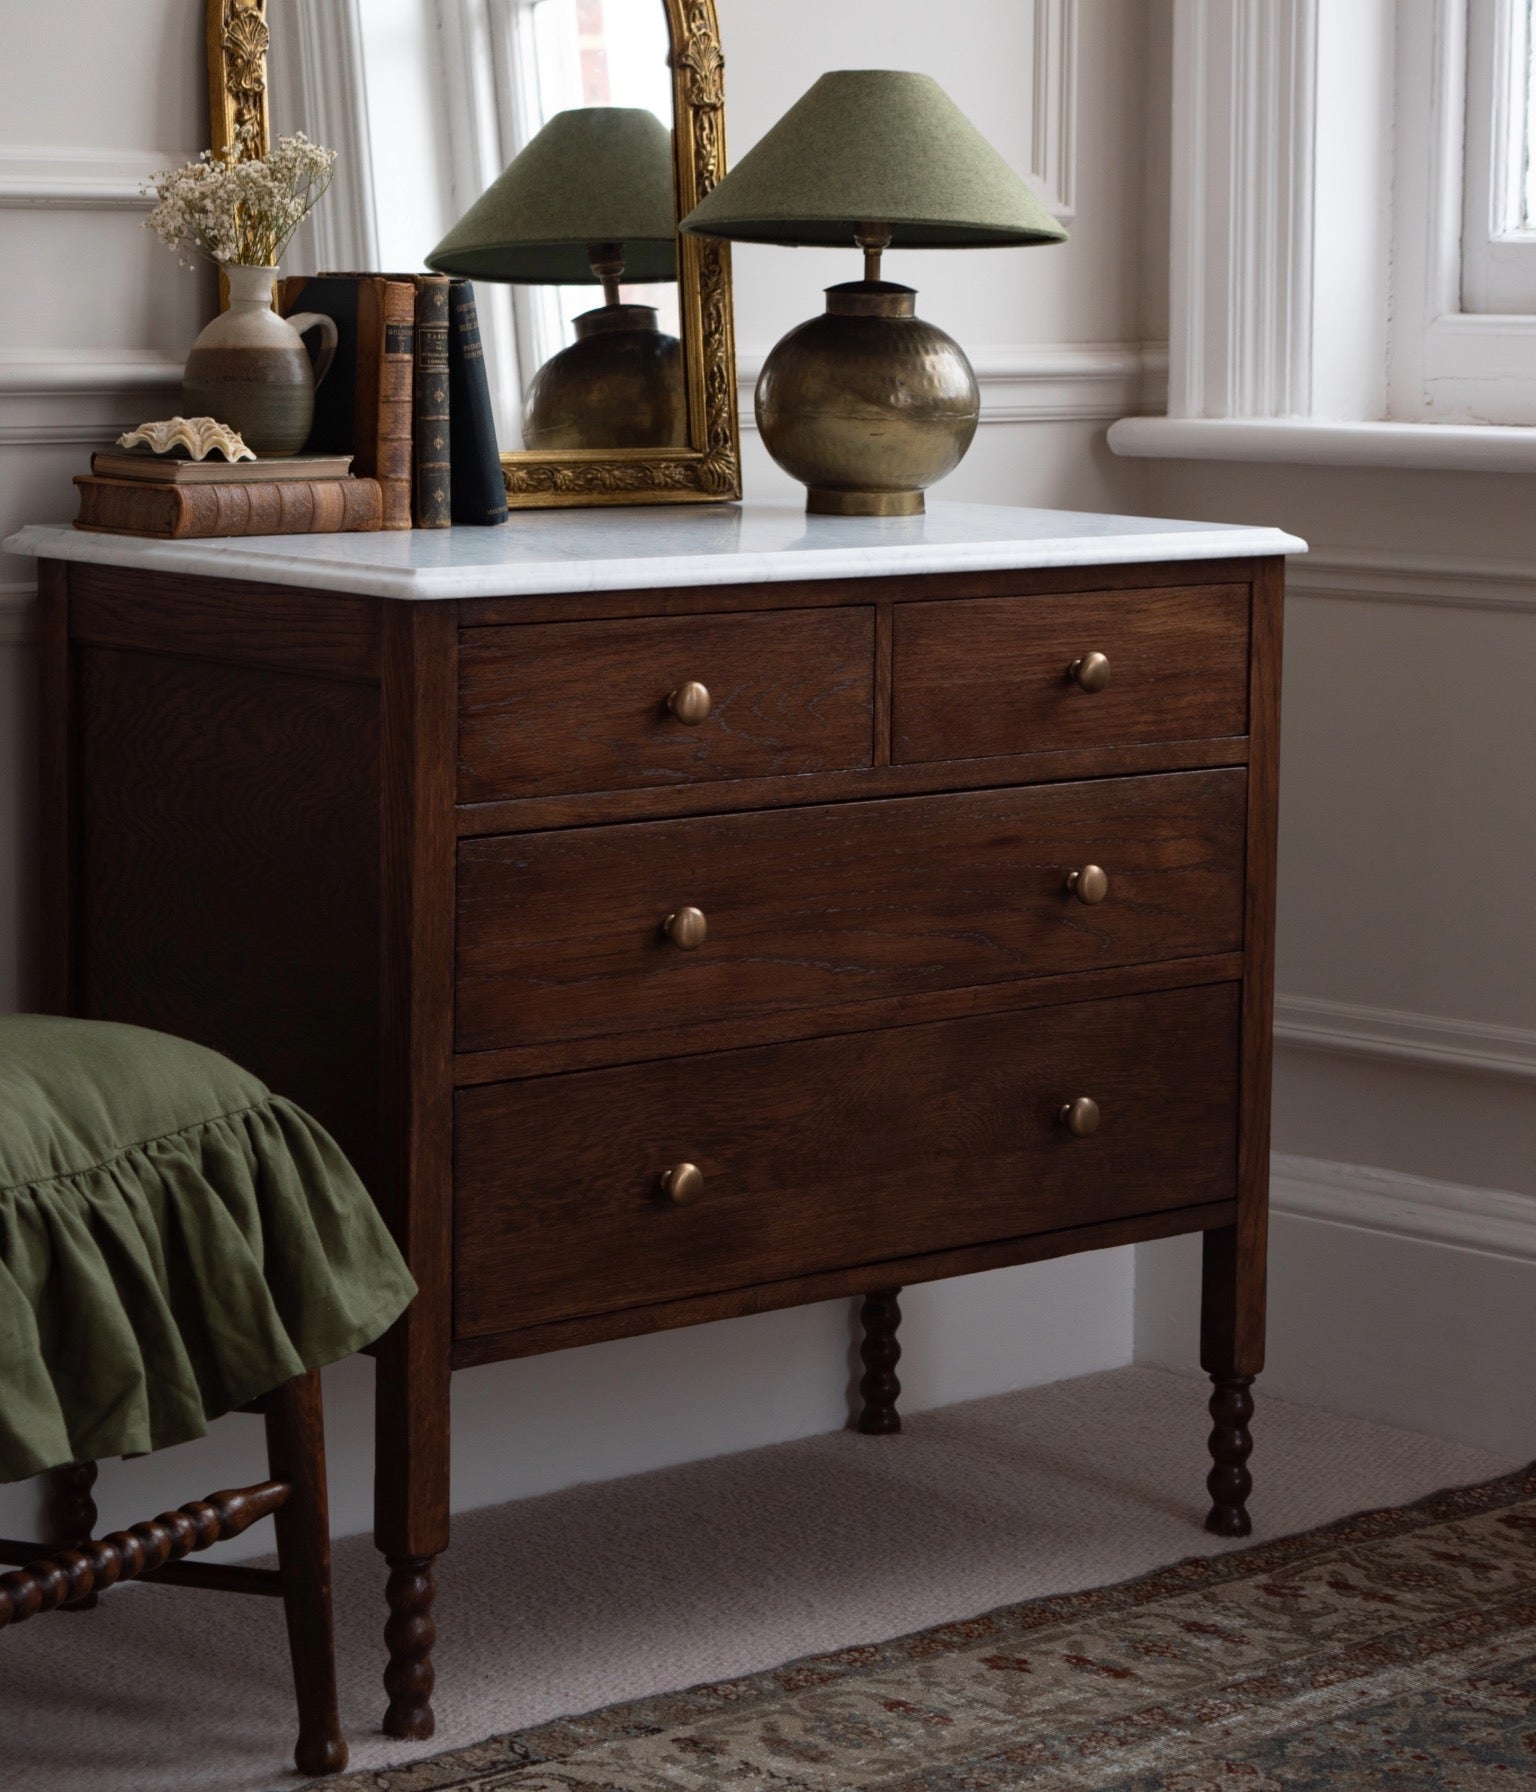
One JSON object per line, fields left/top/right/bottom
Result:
{"left": 206, "top": 0, "right": 742, "bottom": 511}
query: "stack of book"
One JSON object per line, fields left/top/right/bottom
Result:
{"left": 73, "top": 274, "right": 508, "bottom": 540}
{"left": 74, "top": 450, "right": 382, "bottom": 540}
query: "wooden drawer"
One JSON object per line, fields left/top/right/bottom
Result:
{"left": 454, "top": 981, "right": 1241, "bottom": 1337}
{"left": 455, "top": 768, "right": 1246, "bottom": 1053}
{"left": 458, "top": 608, "right": 875, "bottom": 803}
{"left": 892, "top": 584, "right": 1249, "bottom": 764}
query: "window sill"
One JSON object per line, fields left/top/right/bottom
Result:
{"left": 1106, "top": 416, "right": 1536, "bottom": 474}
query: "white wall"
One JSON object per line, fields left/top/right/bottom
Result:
{"left": 0, "top": 0, "right": 1162, "bottom": 1549}
{"left": 1132, "top": 458, "right": 1536, "bottom": 1461}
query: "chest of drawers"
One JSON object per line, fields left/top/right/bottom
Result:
{"left": 18, "top": 500, "right": 1301, "bottom": 1741}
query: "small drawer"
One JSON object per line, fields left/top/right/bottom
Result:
{"left": 454, "top": 981, "right": 1241, "bottom": 1338}
{"left": 892, "top": 584, "right": 1250, "bottom": 764}
{"left": 458, "top": 608, "right": 875, "bottom": 803}
{"left": 455, "top": 768, "right": 1246, "bottom": 1053}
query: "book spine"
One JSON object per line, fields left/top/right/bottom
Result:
{"left": 413, "top": 275, "right": 453, "bottom": 528}
{"left": 448, "top": 280, "right": 509, "bottom": 526}
{"left": 73, "top": 476, "right": 383, "bottom": 538}
{"left": 353, "top": 278, "right": 414, "bottom": 530}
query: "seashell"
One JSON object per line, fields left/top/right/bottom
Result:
{"left": 117, "top": 417, "right": 257, "bottom": 462}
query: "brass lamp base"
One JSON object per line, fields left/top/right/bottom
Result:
{"left": 806, "top": 488, "right": 926, "bottom": 517}
{"left": 755, "top": 281, "right": 979, "bottom": 515}
{"left": 522, "top": 303, "right": 685, "bottom": 453}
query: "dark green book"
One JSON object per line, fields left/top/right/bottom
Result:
{"left": 413, "top": 274, "right": 452, "bottom": 528}
{"left": 448, "top": 281, "right": 509, "bottom": 526}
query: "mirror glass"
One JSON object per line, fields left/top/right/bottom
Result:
{"left": 466, "top": 0, "right": 684, "bottom": 453}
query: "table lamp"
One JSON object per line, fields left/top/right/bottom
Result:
{"left": 427, "top": 107, "right": 684, "bottom": 451}
{"left": 682, "top": 70, "right": 1066, "bottom": 514}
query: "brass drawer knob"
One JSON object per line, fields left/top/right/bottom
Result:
{"left": 660, "top": 1162, "right": 704, "bottom": 1205}
{"left": 1065, "top": 864, "right": 1109, "bottom": 905}
{"left": 663, "top": 905, "right": 708, "bottom": 950}
{"left": 1067, "top": 651, "right": 1111, "bottom": 693}
{"left": 667, "top": 680, "right": 712, "bottom": 725}
{"left": 1059, "top": 1096, "right": 1101, "bottom": 1137}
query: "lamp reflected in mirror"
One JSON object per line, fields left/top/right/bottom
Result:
{"left": 428, "top": 106, "right": 685, "bottom": 453}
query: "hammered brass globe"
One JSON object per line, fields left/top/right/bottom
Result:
{"left": 682, "top": 70, "right": 1066, "bottom": 513}
{"left": 756, "top": 283, "right": 978, "bottom": 516}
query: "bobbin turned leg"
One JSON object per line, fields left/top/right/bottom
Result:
{"left": 1200, "top": 1223, "right": 1263, "bottom": 1537}
{"left": 45, "top": 1462, "right": 99, "bottom": 1610}
{"left": 265, "top": 1371, "right": 347, "bottom": 1777}
{"left": 383, "top": 1554, "right": 439, "bottom": 1739}
{"left": 857, "top": 1287, "right": 903, "bottom": 1435}
{"left": 375, "top": 1308, "right": 450, "bottom": 1741}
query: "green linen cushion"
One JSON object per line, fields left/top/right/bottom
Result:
{"left": 0, "top": 1015, "right": 416, "bottom": 1483}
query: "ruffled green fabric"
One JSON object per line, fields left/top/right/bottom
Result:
{"left": 0, "top": 1015, "right": 416, "bottom": 1483}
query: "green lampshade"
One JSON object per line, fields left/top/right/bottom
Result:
{"left": 427, "top": 107, "right": 678, "bottom": 285}
{"left": 681, "top": 70, "right": 1066, "bottom": 249}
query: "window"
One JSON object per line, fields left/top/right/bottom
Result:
{"left": 1524, "top": 1, "right": 1536, "bottom": 225}
{"left": 1462, "top": 0, "right": 1536, "bottom": 312}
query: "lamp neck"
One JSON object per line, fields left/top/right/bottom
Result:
{"left": 587, "top": 240, "right": 626, "bottom": 308}
{"left": 855, "top": 221, "right": 893, "bottom": 284}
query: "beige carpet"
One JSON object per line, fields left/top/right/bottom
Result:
{"left": 0, "top": 1366, "right": 1514, "bottom": 1791}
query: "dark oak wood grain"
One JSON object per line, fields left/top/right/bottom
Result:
{"left": 893, "top": 584, "right": 1250, "bottom": 764}
{"left": 37, "top": 560, "right": 74, "bottom": 1015}
{"left": 456, "top": 769, "right": 1247, "bottom": 1052}
{"left": 458, "top": 555, "right": 1268, "bottom": 629}
{"left": 455, "top": 734, "right": 1248, "bottom": 838}
{"left": 453, "top": 951, "right": 1247, "bottom": 1085}
{"left": 453, "top": 1200, "right": 1239, "bottom": 1368}
{"left": 73, "top": 646, "right": 383, "bottom": 1185}
{"left": 67, "top": 563, "right": 380, "bottom": 682}
{"left": 264, "top": 1372, "right": 348, "bottom": 1776}
{"left": 454, "top": 981, "right": 1241, "bottom": 1338}
{"left": 374, "top": 602, "right": 459, "bottom": 1742}
{"left": 1200, "top": 556, "right": 1283, "bottom": 1533}
{"left": 458, "top": 607, "right": 875, "bottom": 802}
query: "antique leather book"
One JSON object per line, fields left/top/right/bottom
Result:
{"left": 412, "top": 275, "right": 453, "bottom": 529}
{"left": 280, "top": 275, "right": 414, "bottom": 530}
{"left": 71, "top": 474, "right": 383, "bottom": 538}
{"left": 90, "top": 450, "right": 353, "bottom": 485}
{"left": 447, "top": 281, "right": 508, "bottom": 526}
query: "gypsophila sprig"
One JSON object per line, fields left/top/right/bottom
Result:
{"left": 144, "top": 127, "right": 335, "bottom": 269}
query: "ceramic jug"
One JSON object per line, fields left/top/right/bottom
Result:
{"left": 182, "top": 264, "right": 338, "bottom": 456}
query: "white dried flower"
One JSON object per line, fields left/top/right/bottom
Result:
{"left": 143, "top": 127, "right": 335, "bottom": 269}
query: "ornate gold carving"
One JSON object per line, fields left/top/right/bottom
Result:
{"left": 207, "top": 0, "right": 270, "bottom": 164}
{"left": 502, "top": 0, "right": 740, "bottom": 508}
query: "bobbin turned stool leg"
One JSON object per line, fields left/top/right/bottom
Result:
{"left": 1200, "top": 1223, "right": 1263, "bottom": 1537}
{"left": 45, "top": 1462, "right": 99, "bottom": 1610}
{"left": 857, "top": 1288, "right": 903, "bottom": 1435}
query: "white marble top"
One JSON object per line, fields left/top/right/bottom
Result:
{"left": 4, "top": 501, "right": 1306, "bottom": 601}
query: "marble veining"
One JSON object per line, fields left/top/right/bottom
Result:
{"left": 4, "top": 501, "right": 1307, "bottom": 601}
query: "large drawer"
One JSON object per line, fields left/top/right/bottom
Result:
{"left": 455, "top": 768, "right": 1246, "bottom": 1053}
{"left": 459, "top": 608, "right": 875, "bottom": 803}
{"left": 454, "top": 981, "right": 1241, "bottom": 1338}
{"left": 892, "top": 584, "right": 1250, "bottom": 764}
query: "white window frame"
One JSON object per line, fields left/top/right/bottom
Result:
{"left": 1391, "top": 0, "right": 1536, "bottom": 425}
{"left": 1110, "top": 0, "right": 1536, "bottom": 467}
{"left": 1462, "top": 0, "right": 1536, "bottom": 312}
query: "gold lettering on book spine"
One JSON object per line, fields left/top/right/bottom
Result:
{"left": 501, "top": 0, "right": 741, "bottom": 507}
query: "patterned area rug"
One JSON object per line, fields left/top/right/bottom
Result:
{"left": 337, "top": 1464, "right": 1536, "bottom": 1791}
